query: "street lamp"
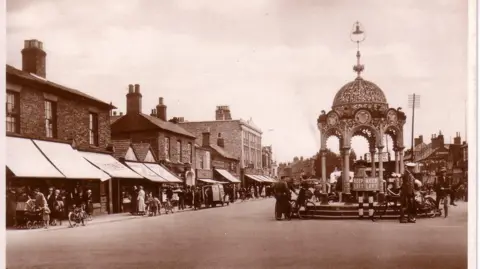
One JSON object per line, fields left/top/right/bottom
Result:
{"left": 408, "top": 94, "right": 420, "bottom": 161}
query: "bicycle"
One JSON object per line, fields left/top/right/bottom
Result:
{"left": 68, "top": 205, "right": 87, "bottom": 227}
{"left": 372, "top": 193, "right": 401, "bottom": 221}
{"left": 437, "top": 188, "right": 451, "bottom": 218}
{"left": 163, "top": 200, "right": 174, "bottom": 214}
{"left": 291, "top": 198, "right": 316, "bottom": 219}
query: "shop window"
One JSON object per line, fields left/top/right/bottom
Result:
{"left": 89, "top": 112, "right": 99, "bottom": 146}
{"left": 44, "top": 100, "right": 57, "bottom": 138}
{"left": 6, "top": 91, "right": 19, "bottom": 133}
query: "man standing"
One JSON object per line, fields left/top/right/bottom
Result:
{"left": 273, "top": 177, "right": 294, "bottom": 220}
{"left": 399, "top": 163, "right": 417, "bottom": 223}
{"left": 435, "top": 167, "right": 453, "bottom": 209}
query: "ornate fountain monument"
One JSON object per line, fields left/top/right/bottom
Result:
{"left": 317, "top": 22, "right": 407, "bottom": 200}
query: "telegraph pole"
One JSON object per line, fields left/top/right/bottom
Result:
{"left": 408, "top": 94, "right": 420, "bottom": 161}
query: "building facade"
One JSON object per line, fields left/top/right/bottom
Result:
{"left": 110, "top": 87, "right": 197, "bottom": 179}
{"left": 177, "top": 105, "right": 264, "bottom": 186}
{"left": 6, "top": 39, "right": 115, "bottom": 216}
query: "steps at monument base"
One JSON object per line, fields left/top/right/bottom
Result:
{"left": 298, "top": 204, "right": 402, "bottom": 219}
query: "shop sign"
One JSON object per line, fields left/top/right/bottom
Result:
{"left": 196, "top": 169, "right": 213, "bottom": 179}
{"left": 212, "top": 160, "right": 226, "bottom": 169}
{"left": 352, "top": 177, "right": 380, "bottom": 191}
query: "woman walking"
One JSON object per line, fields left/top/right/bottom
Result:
{"left": 137, "top": 186, "right": 146, "bottom": 216}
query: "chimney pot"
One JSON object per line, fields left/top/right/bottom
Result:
{"left": 159, "top": 97, "right": 164, "bottom": 105}
{"left": 134, "top": 84, "right": 140, "bottom": 93}
{"left": 128, "top": 84, "right": 134, "bottom": 93}
{"left": 113, "top": 111, "right": 117, "bottom": 116}
{"left": 120, "top": 112, "right": 123, "bottom": 116}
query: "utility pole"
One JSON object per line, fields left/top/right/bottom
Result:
{"left": 408, "top": 94, "right": 421, "bottom": 161}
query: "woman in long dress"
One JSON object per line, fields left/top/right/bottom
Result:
{"left": 137, "top": 186, "right": 146, "bottom": 215}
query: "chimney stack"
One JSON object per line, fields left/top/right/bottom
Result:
{"left": 215, "top": 105, "right": 232, "bottom": 121}
{"left": 454, "top": 132, "right": 461, "bottom": 145}
{"left": 202, "top": 130, "right": 211, "bottom": 147}
{"left": 126, "top": 84, "right": 142, "bottom": 115}
{"left": 217, "top": 132, "right": 225, "bottom": 148}
{"left": 156, "top": 97, "right": 167, "bottom": 121}
{"left": 22, "top": 39, "right": 47, "bottom": 78}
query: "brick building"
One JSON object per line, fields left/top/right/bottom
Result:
{"left": 110, "top": 86, "right": 197, "bottom": 180}
{"left": 5, "top": 39, "right": 119, "bottom": 216}
{"left": 405, "top": 131, "right": 466, "bottom": 175}
{"left": 178, "top": 105, "right": 270, "bottom": 186}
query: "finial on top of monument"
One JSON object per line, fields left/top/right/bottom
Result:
{"left": 350, "top": 21, "right": 366, "bottom": 78}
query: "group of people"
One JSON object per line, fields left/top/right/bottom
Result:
{"left": 6, "top": 184, "right": 94, "bottom": 229}
{"left": 273, "top": 162, "right": 464, "bottom": 223}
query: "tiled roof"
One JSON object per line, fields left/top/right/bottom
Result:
{"left": 209, "top": 144, "right": 238, "bottom": 160}
{"left": 6, "top": 65, "right": 115, "bottom": 109}
{"left": 131, "top": 143, "right": 153, "bottom": 162}
{"left": 110, "top": 115, "right": 122, "bottom": 124}
{"left": 141, "top": 114, "right": 196, "bottom": 138}
{"left": 112, "top": 139, "right": 131, "bottom": 159}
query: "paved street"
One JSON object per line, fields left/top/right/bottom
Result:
{"left": 7, "top": 199, "right": 467, "bottom": 269}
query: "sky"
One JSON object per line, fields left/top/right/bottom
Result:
{"left": 6, "top": 0, "right": 469, "bottom": 162}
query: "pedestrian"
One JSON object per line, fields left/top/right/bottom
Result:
{"left": 84, "top": 189, "right": 94, "bottom": 217}
{"left": 34, "top": 188, "right": 51, "bottom": 229}
{"left": 399, "top": 163, "right": 417, "bottom": 223}
{"left": 131, "top": 186, "right": 138, "bottom": 215}
{"left": 52, "top": 189, "right": 64, "bottom": 226}
{"left": 137, "top": 186, "right": 146, "bottom": 216}
{"left": 434, "top": 167, "right": 452, "bottom": 209}
{"left": 178, "top": 188, "right": 185, "bottom": 210}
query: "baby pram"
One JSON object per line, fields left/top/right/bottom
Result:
{"left": 15, "top": 199, "right": 43, "bottom": 229}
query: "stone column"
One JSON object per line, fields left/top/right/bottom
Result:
{"left": 342, "top": 148, "right": 351, "bottom": 194}
{"left": 394, "top": 148, "right": 399, "bottom": 174}
{"left": 399, "top": 147, "right": 405, "bottom": 174}
{"left": 321, "top": 149, "right": 327, "bottom": 193}
{"left": 370, "top": 148, "right": 376, "bottom": 177}
{"left": 378, "top": 146, "right": 384, "bottom": 194}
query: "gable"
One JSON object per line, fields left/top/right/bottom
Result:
{"left": 111, "top": 114, "right": 159, "bottom": 134}
{"left": 144, "top": 150, "right": 156, "bottom": 162}
{"left": 125, "top": 147, "right": 138, "bottom": 161}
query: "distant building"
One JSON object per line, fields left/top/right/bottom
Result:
{"left": 177, "top": 105, "right": 269, "bottom": 186}
{"left": 262, "top": 146, "right": 274, "bottom": 177}
{"left": 111, "top": 87, "right": 197, "bottom": 179}
{"left": 405, "top": 131, "right": 466, "bottom": 174}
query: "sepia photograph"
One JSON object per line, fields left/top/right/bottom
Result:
{"left": 3, "top": 0, "right": 476, "bottom": 268}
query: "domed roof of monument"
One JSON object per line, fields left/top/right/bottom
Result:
{"left": 332, "top": 76, "right": 387, "bottom": 108}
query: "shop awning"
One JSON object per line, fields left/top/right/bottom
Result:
{"left": 264, "top": 176, "right": 277, "bottom": 183}
{"left": 258, "top": 175, "right": 274, "bottom": 183}
{"left": 198, "top": 178, "right": 223, "bottom": 184}
{"left": 33, "top": 140, "right": 109, "bottom": 181}
{"left": 80, "top": 152, "right": 142, "bottom": 179}
{"left": 245, "top": 174, "right": 264, "bottom": 182}
{"left": 124, "top": 161, "right": 168, "bottom": 183}
{"left": 143, "top": 163, "right": 183, "bottom": 183}
{"left": 6, "top": 137, "right": 64, "bottom": 178}
{"left": 215, "top": 169, "right": 241, "bottom": 183}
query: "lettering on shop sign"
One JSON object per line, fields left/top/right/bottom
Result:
{"left": 352, "top": 177, "right": 379, "bottom": 191}
{"left": 212, "top": 161, "right": 226, "bottom": 169}
{"left": 196, "top": 169, "right": 213, "bottom": 179}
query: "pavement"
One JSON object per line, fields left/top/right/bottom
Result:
{"left": 6, "top": 198, "right": 467, "bottom": 269}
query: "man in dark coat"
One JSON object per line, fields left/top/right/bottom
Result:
{"left": 273, "top": 177, "right": 295, "bottom": 220}
{"left": 435, "top": 167, "right": 453, "bottom": 209}
{"left": 399, "top": 163, "right": 417, "bottom": 223}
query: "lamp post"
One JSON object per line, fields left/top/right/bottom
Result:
{"left": 408, "top": 94, "right": 421, "bottom": 161}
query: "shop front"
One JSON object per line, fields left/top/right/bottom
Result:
{"left": 80, "top": 151, "right": 144, "bottom": 214}
{"left": 214, "top": 169, "right": 240, "bottom": 200}
{"left": 196, "top": 169, "right": 222, "bottom": 185}
{"left": 6, "top": 137, "right": 109, "bottom": 222}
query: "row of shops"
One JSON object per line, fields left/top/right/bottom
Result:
{"left": 6, "top": 136, "right": 250, "bottom": 216}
